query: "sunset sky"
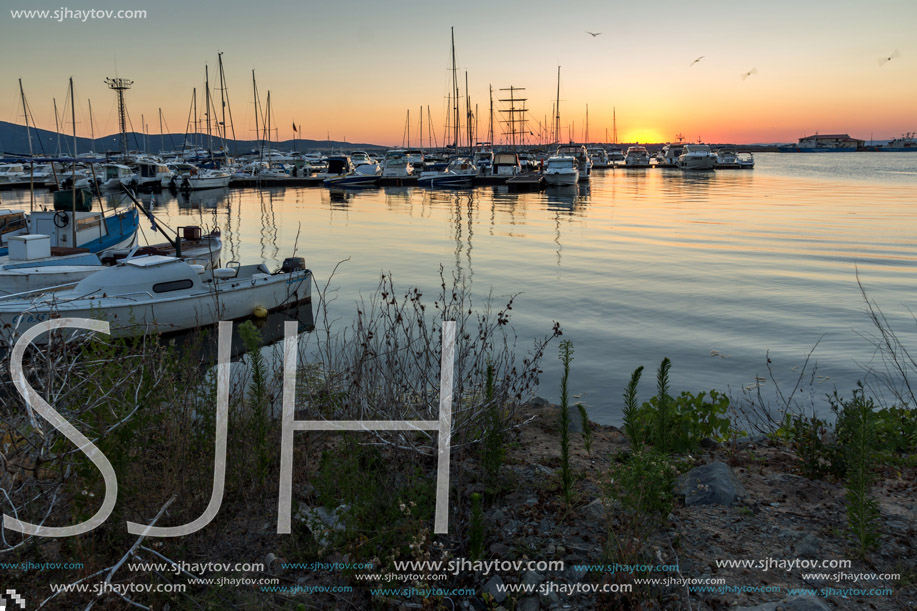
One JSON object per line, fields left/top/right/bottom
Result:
{"left": 2, "top": 0, "right": 914, "bottom": 146}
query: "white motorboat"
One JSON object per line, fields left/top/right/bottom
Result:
{"left": 607, "top": 147, "right": 625, "bottom": 162}
{"left": 492, "top": 152, "right": 521, "bottom": 176}
{"left": 417, "top": 157, "right": 477, "bottom": 188}
{"left": 677, "top": 144, "right": 716, "bottom": 171}
{"left": 557, "top": 145, "right": 592, "bottom": 180}
{"left": 182, "top": 168, "right": 232, "bottom": 190}
{"left": 94, "top": 164, "right": 135, "bottom": 190}
{"left": 657, "top": 142, "right": 686, "bottom": 168}
{"left": 624, "top": 146, "right": 652, "bottom": 167}
{"left": 0, "top": 164, "right": 26, "bottom": 183}
{"left": 542, "top": 155, "right": 579, "bottom": 186}
{"left": 381, "top": 150, "right": 414, "bottom": 177}
{"left": 131, "top": 159, "right": 172, "bottom": 188}
{"left": 737, "top": 152, "right": 755, "bottom": 169}
{"left": 0, "top": 254, "right": 311, "bottom": 344}
{"left": 0, "top": 227, "right": 222, "bottom": 297}
{"left": 589, "top": 148, "right": 611, "bottom": 168}
{"left": 472, "top": 143, "right": 494, "bottom": 174}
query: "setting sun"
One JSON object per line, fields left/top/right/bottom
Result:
{"left": 621, "top": 129, "right": 665, "bottom": 144}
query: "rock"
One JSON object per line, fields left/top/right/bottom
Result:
{"left": 489, "top": 542, "right": 511, "bottom": 558}
{"left": 522, "top": 570, "right": 544, "bottom": 586}
{"left": 551, "top": 403, "right": 584, "bottom": 433}
{"left": 794, "top": 533, "right": 820, "bottom": 559}
{"left": 609, "top": 430, "right": 629, "bottom": 444}
{"left": 482, "top": 575, "right": 507, "bottom": 604}
{"left": 675, "top": 461, "right": 746, "bottom": 506}
{"left": 528, "top": 397, "right": 550, "bottom": 407}
{"left": 736, "top": 604, "right": 778, "bottom": 611}
{"left": 777, "top": 597, "right": 831, "bottom": 611}
{"left": 699, "top": 437, "right": 719, "bottom": 449}
{"left": 564, "top": 565, "right": 588, "bottom": 583}
{"left": 580, "top": 498, "right": 606, "bottom": 522}
{"left": 517, "top": 596, "right": 540, "bottom": 611}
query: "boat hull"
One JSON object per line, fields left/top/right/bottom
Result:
{"left": 0, "top": 268, "right": 311, "bottom": 344}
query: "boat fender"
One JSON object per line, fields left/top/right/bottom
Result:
{"left": 253, "top": 305, "right": 268, "bottom": 318}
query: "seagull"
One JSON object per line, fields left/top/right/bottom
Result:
{"left": 741, "top": 67, "right": 758, "bottom": 80}
{"left": 878, "top": 49, "right": 900, "bottom": 66}
{"left": 586, "top": 31, "right": 602, "bottom": 37}
{"left": 690, "top": 56, "right": 704, "bottom": 66}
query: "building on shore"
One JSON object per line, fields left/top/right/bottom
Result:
{"left": 797, "top": 133, "right": 864, "bottom": 150}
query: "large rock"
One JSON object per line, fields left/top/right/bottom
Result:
{"left": 675, "top": 461, "right": 746, "bottom": 506}
{"left": 482, "top": 575, "right": 507, "bottom": 604}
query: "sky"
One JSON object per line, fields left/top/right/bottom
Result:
{"left": 1, "top": 0, "right": 915, "bottom": 146}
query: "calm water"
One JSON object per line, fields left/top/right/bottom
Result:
{"left": 8, "top": 152, "right": 917, "bottom": 425}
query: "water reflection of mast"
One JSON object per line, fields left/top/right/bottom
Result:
{"left": 259, "top": 189, "right": 279, "bottom": 263}
{"left": 450, "top": 192, "right": 475, "bottom": 279}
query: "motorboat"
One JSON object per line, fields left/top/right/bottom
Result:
{"left": 624, "top": 146, "right": 652, "bottom": 167}
{"left": 0, "top": 254, "right": 311, "bottom": 344}
{"left": 556, "top": 144, "right": 592, "bottom": 180}
{"left": 492, "top": 152, "right": 521, "bottom": 176}
{"left": 607, "top": 147, "right": 625, "bottom": 162}
{"left": 713, "top": 149, "right": 740, "bottom": 169}
{"left": 405, "top": 149, "right": 425, "bottom": 172}
{"left": 737, "top": 152, "right": 755, "bottom": 169}
{"left": 323, "top": 160, "right": 380, "bottom": 188}
{"left": 381, "top": 150, "right": 414, "bottom": 177}
{"left": 182, "top": 168, "right": 232, "bottom": 190}
{"left": 131, "top": 159, "right": 172, "bottom": 189}
{"left": 677, "top": 144, "right": 716, "bottom": 171}
{"left": 0, "top": 164, "right": 26, "bottom": 184}
{"left": 472, "top": 143, "right": 494, "bottom": 174}
{"left": 589, "top": 148, "right": 611, "bottom": 168}
{"left": 542, "top": 155, "right": 579, "bottom": 186}
{"left": 95, "top": 164, "right": 135, "bottom": 190}
{"left": 657, "top": 142, "right": 686, "bottom": 168}
{"left": 417, "top": 157, "right": 477, "bottom": 188}
{"left": 0, "top": 227, "right": 221, "bottom": 297}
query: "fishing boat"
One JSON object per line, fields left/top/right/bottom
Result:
{"left": 0, "top": 227, "right": 221, "bottom": 297}
{"left": 417, "top": 157, "right": 477, "bottom": 188}
{"left": 0, "top": 254, "right": 311, "bottom": 344}
{"left": 542, "top": 155, "right": 579, "bottom": 186}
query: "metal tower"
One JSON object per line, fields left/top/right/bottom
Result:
{"left": 105, "top": 77, "right": 133, "bottom": 159}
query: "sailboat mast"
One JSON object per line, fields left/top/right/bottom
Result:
{"left": 53, "top": 98, "right": 62, "bottom": 157}
{"left": 19, "top": 79, "right": 34, "bottom": 212}
{"left": 554, "top": 66, "right": 561, "bottom": 146}
{"left": 451, "top": 27, "right": 459, "bottom": 150}
{"left": 252, "top": 70, "right": 261, "bottom": 161}
{"left": 159, "top": 108, "right": 164, "bottom": 153}
{"left": 69, "top": 77, "right": 77, "bottom": 246}
{"left": 465, "top": 71, "right": 472, "bottom": 153}
{"left": 585, "top": 104, "right": 589, "bottom": 145}
{"left": 218, "top": 52, "right": 236, "bottom": 153}
{"left": 88, "top": 98, "right": 95, "bottom": 154}
{"left": 205, "top": 65, "right": 213, "bottom": 155}
{"left": 419, "top": 105, "right": 422, "bottom": 150}
{"left": 613, "top": 107, "right": 617, "bottom": 144}
{"left": 488, "top": 84, "right": 494, "bottom": 145}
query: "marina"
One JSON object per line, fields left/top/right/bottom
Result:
{"left": 2, "top": 151, "right": 914, "bottom": 424}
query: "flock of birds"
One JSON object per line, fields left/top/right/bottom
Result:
{"left": 584, "top": 33, "right": 900, "bottom": 80}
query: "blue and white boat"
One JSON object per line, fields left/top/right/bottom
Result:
{"left": 0, "top": 198, "right": 139, "bottom": 259}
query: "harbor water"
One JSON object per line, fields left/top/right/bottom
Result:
{"left": 6, "top": 152, "right": 916, "bottom": 425}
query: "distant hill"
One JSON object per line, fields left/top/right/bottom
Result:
{"left": 0, "top": 121, "right": 386, "bottom": 157}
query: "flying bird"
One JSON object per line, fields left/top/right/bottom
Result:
{"left": 741, "top": 67, "right": 758, "bottom": 80}
{"left": 878, "top": 50, "right": 900, "bottom": 66}
{"left": 690, "top": 56, "right": 704, "bottom": 66}
{"left": 586, "top": 31, "right": 602, "bottom": 37}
